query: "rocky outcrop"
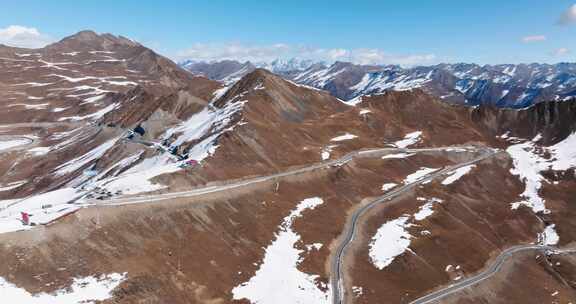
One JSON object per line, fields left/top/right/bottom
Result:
{"left": 471, "top": 100, "right": 576, "bottom": 144}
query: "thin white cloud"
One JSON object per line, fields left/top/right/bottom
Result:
{"left": 521, "top": 35, "right": 547, "bottom": 43}
{"left": 558, "top": 4, "right": 576, "bottom": 25}
{"left": 176, "top": 43, "right": 436, "bottom": 66}
{"left": 348, "top": 49, "right": 436, "bottom": 66}
{"left": 176, "top": 42, "right": 293, "bottom": 63}
{"left": 0, "top": 25, "right": 53, "bottom": 48}
{"left": 553, "top": 47, "right": 570, "bottom": 56}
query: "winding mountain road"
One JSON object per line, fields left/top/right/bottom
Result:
{"left": 80, "top": 145, "right": 487, "bottom": 207}
{"left": 408, "top": 245, "right": 576, "bottom": 304}
{"left": 330, "top": 147, "right": 500, "bottom": 304}
{"left": 78, "top": 144, "right": 503, "bottom": 304}
{"left": 4, "top": 141, "right": 512, "bottom": 304}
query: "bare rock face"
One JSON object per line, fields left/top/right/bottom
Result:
{"left": 471, "top": 99, "right": 576, "bottom": 144}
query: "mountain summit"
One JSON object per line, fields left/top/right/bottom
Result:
{"left": 46, "top": 30, "right": 139, "bottom": 52}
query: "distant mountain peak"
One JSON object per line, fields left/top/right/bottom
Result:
{"left": 68, "top": 30, "right": 100, "bottom": 40}
{"left": 180, "top": 59, "right": 576, "bottom": 108}
{"left": 46, "top": 30, "right": 139, "bottom": 52}
{"left": 254, "top": 57, "right": 320, "bottom": 73}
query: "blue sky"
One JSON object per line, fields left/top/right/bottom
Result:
{"left": 1, "top": 0, "right": 576, "bottom": 65}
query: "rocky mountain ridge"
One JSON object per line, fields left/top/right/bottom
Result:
{"left": 181, "top": 59, "right": 576, "bottom": 108}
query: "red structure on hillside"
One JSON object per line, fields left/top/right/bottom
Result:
{"left": 21, "top": 212, "right": 30, "bottom": 225}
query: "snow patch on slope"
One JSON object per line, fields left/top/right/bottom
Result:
{"left": 403, "top": 167, "right": 439, "bottom": 184}
{"left": 344, "top": 96, "right": 363, "bottom": 106}
{"left": 369, "top": 216, "right": 412, "bottom": 270}
{"left": 505, "top": 132, "right": 576, "bottom": 245}
{"left": 548, "top": 132, "right": 576, "bottom": 171}
{"left": 0, "top": 180, "right": 26, "bottom": 192}
{"left": 507, "top": 139, "right": 551, "bottom": 213}
{"left": 0, "top": 187, "right": 80, "bottom": 234}
{"left": 394, "top": 131, "right": 422, "bottom": 148}
{"left": 58, "top": 103, "right": 120, "bottom": 121}
{"left": 539, "top": 224, "right": 560, "bottom": 246}
{"left": 505, "top": 133, "right": 576, "bottom": 247}
{"left": 164, "top": 100, "right": 246, "bottom": 147}
{"left": 0, "top": 138, "right": 30, "bottom": 151}
{"left": 54, "top": 138, "right": 119, "bottom": 176}
{"left": 413, "top": 198, "right": 443, "bottom": 221}
{"left": 321, "top": 145, "right": 337, "bottom": 161}
{"left": 441, "top": 165, "right": 476, "bottom": 185}
{"left": 381, "top": 152, "right": 414, "bottom": 159}
{"left": 359, "top": 108, "right": 371, "bottom": 115}
{"left": 330, "top": 133, "right": 358, "bottom": 142}
{"left": 381, "top": 183, "right": 397, "bottom": 191}
{"left": 0, "top": 272, "right": 126, "bottom": 304}
{"left": 369, "top": 193, "right": 443, "bottom": 270}
{"left": 99, "top": 154, "right": 181, "bottom": 195}
{"left": 232, "top": 197, "right": 331, "bottom": 303}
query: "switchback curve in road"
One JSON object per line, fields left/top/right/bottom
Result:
{"left": 73, "top": 145, "right": 499, "bottom": 304}
{"left": 330, "top": 148, "right": 499, "bottom": 304}
{"left": 6, "top": 142, "right": 503, "bottom": 304}
{"left": 409, "top": 245, "right": 576, "bottom": 304}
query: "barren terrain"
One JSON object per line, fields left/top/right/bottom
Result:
{"left": 0, "top": 31, "right": 575, "bottom": 304}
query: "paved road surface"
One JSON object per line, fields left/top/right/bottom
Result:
{"left": 330, "top": 148, "right": 499, "bottom": 304}
{"left": 81, "top": 145, "right": 486, "bottom": 207}
{"left": 409, "top": 245, "right": 576, "bottom": 304}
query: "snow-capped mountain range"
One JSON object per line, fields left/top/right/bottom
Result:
{"left": 180, "top": 59, "right": 576, "bottom": 108}
{"left": 180, "top": 58, "right": 320, "bottom": 84}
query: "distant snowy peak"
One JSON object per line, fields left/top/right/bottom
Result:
{"left": 179, "top": 60, "right": 256, "bottom": 84}
{"left": 180, "top": 58, "right": 320, "bottom": 84}
{"left": 255, "top": 58, "right": 320, "bottom": 73}
{"left": 180, "top": 59, "right": 576, "bottom": 108}
{"left": 295, "top": 62, "right": 576, "bottom": 107}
